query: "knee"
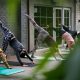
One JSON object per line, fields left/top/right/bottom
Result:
{"left": 20, "top": 49, "right": 27, "bottom": 58}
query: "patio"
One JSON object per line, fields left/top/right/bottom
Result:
{"left": 0, "top": 46, "right": 69, "bottom": 80}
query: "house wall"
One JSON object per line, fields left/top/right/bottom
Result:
{"left": 34, "top": 0, "right": 75, "bottom": 29}
{"left": 7, "top": 0, "right": 21, "bottom": 55}
{"left": 21, "top": 0, "right": 28, "bottom": 50}
{"left": 76, "top": 2, "right": 80, "bottom": 31}
{"left": 0, "top": 0, "right": 21, "bottom": 55}
{"left": 0, "top": 0, "right": 7, "bottom": 48}
{"left": 0, "top": 0, "right": 15, "bottom": 54}
{"left": 29, "top": 0, "right": 75, "bottom": 50}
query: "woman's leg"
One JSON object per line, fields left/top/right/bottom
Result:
{"left": 15, "top": 52, "right": 23, "bottom": 66}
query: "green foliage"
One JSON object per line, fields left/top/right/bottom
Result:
{"left": 6, "top": 0, "right": 21, "bottom": 37}
{"left": 7, "top": 0, "right": 20, "bottom": 22}
{"left": 24, "top": 38, "right": 80, "bottom": 80}
{"left": 34, "top": 45, "right": 58, "bottom": 72}
{"left": 43, "top": 41, "right": 80, "bottom": 80}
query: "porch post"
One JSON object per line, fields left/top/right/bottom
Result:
{"left": 21, "top": 0, "right": 29, "bottom": 50}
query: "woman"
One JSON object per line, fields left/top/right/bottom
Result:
{"left": 62, "top": 29, "right": 75, "bottom": 48}
{"left": 0, "top": 21, "right": 34, "bottom": 66}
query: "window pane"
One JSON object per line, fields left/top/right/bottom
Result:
{"left": 64, "top": 10, "right": 69, "bottom": 17}
{"left": 64, "top": 9, "right": 70, "bottom": 26}
{"left": 47, "top": 18, "right": 53, "bottom": 36}
{"left": 41, "top": 17, "right": 46, "bottom": 28}
{"left": 34, "top": 17, "right": 40, "bottom": 26}
{"left": 47, "top": 7, "right": 53, "bottom": 17}
{"left": 64, "top": 18, "right": 69, "bottom": 26}
{"left": 66, "top": 10, "right": 69, "bottom": 17}
{"left": 41, "top": 7, "right": 46, "bottom": 17}
{"left": 55, "top": 9, "right": 62, "bottom": 44}
{"left": 56, "top": 9, "right": 61, "bottom": 17}
{"left": 56, "top": 18, "right": 61, "bottom": 27}
{"left": 56, "top": 18, "right": 61, "bottom": 38}
{"left": 34, "top": 6, "right": 40, "bottom": 16}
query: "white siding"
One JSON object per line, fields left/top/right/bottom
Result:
{"left": 29, "top": 0, "right": 35, "bottom": 51}
{"left": 21, "top": 0, "right": 28, "bottom": 50}
{"left": 76, "top": 2, "right": 80, "bottom": 31}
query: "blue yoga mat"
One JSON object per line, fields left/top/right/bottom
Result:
{"left": 0, "top": 67, "right": 24, "bottom": 75}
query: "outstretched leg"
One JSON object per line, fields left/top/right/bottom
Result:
{"left": 20, "top": 49, "right": 34, "bottom": 64}
{"left": 15, "top": 51, "right": 24, "bottom": 66}
{"left": 44, "top": 35, "right": 64, "bottom": 60}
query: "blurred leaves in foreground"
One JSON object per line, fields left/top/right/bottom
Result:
{"left": 24, "top": 38, "right": 80, "bottom": 80}
{"left": 44, "top": 41, "right": 80, "bottom": 80}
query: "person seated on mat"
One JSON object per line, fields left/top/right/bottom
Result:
{"left": 0, "top": 21, "right": 34, "bottom": 66}
{"left": 0, "top": 48, "right": 11, "bottom": 69}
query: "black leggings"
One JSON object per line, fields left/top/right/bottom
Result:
{"left": 15, "top": 50, "right": 33, "bottom": 66}
{"left": 20, "top": 51, "right": 33, "bottom": 61}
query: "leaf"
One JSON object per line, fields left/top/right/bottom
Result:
{"left": 43, "top": 41, "right": 80, "bottom": 80}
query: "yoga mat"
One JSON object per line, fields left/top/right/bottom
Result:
{"left": 33, "top": 56, "right": 64, "bottom": 60}
{"left": 0, "top": 67, "right": 24, "bottom": 75}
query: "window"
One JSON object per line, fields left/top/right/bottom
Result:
{"left": 63, "top": 8, "right": 70, "bottom": 26}
{"left": 34, "top": 6, "right": 71, "bottom": 47}
{"left": 53, "top": 8, "right": 71, "bottom": 43}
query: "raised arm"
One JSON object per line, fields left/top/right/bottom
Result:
{"left": 25, "top": 14, "right": 49, "bottom": 41}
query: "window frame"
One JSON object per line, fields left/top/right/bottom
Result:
{"left": 53, "top": 7, "right": 71, "bottom": 42}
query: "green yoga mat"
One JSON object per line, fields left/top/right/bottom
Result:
{"left": 0, "top": 67, "right": 24, "bottom": 75}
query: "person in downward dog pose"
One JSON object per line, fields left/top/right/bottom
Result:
{"left": 61, "top": 29, "right": 75, "bottom": 49}
{"left": 61, "top": 24, "right": 77, "bottom": 39}
{"left": 61, "top": 25, "right": 77, "bottom": 48}
{"left": 0, "top": 21, "right": 34, "bottom": 66}
{"left": 25, "top": 14, "right": 55, "bottom": 45}
{"left": 25, "top": 14, "right": 64, "bottom": 59}
{"left": 53, "top": 26, "right": 75, "bottom": 49}
{"left": 0, "top": 48, "right": 11, "bottom": 68}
